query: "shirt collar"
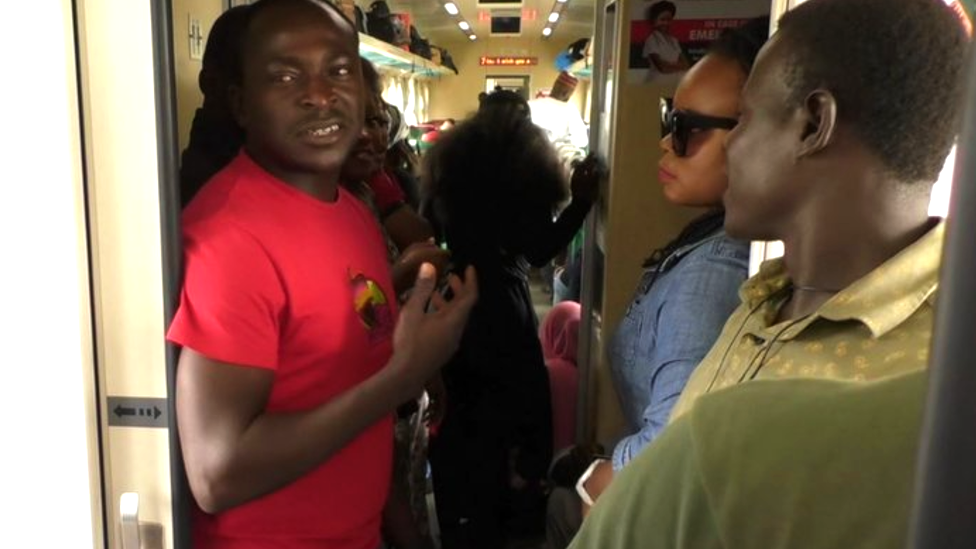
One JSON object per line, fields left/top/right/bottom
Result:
{"left": 739, "top": 222, "right": 944, "bottom": 338}
{"left": 819, "top": 222, "right": 943, "bottom": 337}
{"left": 672, "top": 230, "right": 724, "bottom": 258}
{"left": 739, "top": 258, "right": 791, "bottom": 310}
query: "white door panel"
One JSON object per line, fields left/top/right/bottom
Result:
{"left": 75, "top": 0, "right": 175, "bottom": 547}
{"left": 0, "top": 0, "right": 103, "bottom": 547}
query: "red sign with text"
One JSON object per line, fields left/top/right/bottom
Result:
{"left": 479, "top": 56, "right": 538, "bottom": 67}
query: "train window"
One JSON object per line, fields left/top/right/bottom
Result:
{"left": 485, "top": 74, "right": 531, "bottom": 100}
{"left": 929, "top": 144, "right": 957, "bottom": 217}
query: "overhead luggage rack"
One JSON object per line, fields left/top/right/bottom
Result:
{"left": 359, "top": 33, "right": 453, "bottom": 78}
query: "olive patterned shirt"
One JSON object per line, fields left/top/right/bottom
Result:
{"left": 670, "top": 222, "right": 943, "bottom": 423}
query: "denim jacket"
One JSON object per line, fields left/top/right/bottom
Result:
{"left": 609, "top": 230, "right": 749, "bottom": 470}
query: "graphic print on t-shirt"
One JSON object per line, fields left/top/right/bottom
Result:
{"left": 350, "top": 271, "right": 394, "bottom": 344}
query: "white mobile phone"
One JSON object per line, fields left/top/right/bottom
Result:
{"left": 574, "top": 458, "right": 609, "bottom": 507}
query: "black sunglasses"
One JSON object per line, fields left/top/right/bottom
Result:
{"left": 660, "top": 98, "right": 738, "bottom": 157}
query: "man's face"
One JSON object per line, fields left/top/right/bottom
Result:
{"left": 236, "top": 1, "right": 364, "bottom": 186}
{"left": 342, "top": 94, "right": 391, "bottom": 183}
{"left": 723, "top": 36, "right": 805, "bottom": 241}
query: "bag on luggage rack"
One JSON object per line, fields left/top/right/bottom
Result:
{"left": 439, "top": 47, "right": 459, "bottom": 74}
{"left": 409, "top": 26, "right": 433, "bottom": 60}
{"left": 366, "top": 1, "right": 397, "bottom": 44}
{"left": 352, "top": 3, "right": 367, "bottom": 34}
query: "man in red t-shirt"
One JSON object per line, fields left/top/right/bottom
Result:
{"left": 167, "top": 2, "right": 477, "bottom": 548}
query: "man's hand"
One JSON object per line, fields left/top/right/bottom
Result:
{"left": 391, "top": 263, "right": 477, "bottom": 395}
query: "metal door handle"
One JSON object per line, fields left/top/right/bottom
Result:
{"left": 120, "top": 492, "right": 141, "bottom": 549}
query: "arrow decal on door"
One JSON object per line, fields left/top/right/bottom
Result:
{"left": 107, "top": 397, "right": 168, "bottom": 428}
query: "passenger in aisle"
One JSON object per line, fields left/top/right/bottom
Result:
{"left": 570, "top": 0, "right": 969, "bottom": 545}
{"left": 575, "top": 16, "right": 767, "bottom": 511}
{"left": 341, "top": 58, "right": 449, "bottom": 296}
{"left": 540, "top": 300, "right": 583, "bottom": 454}
{"left": 385, "top": 105, "right": 423, "bottom": 209}
{"left": 342, "top": 59, "right": 435, "bottom": 254}
{"left": 528, "top": 71, "right": 589, "bottom": 168}
{"left": 539, "top": 300, "right": 582, "bottom": 549}
{"left": 529, "top": 70, "right": 590, "bottom": 305}
{"left": 423, "top": 88, "right": 602, "bottom": 549}
{"left": 167, "top": 2, "right": 477, "bottom": 549}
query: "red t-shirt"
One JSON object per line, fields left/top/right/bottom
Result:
{"left": 365, "top": 169, "right": 406, "bottom": 218}
{"left": 167, "top": 153, "right": 396, "bottom": 549}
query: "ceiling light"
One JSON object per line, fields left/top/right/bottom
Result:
{"left": 444, "top": 2, "right": 460, "bottom": 15}
{"left": 542, "top": 27, "right": 552, "bottom": 36}
{"left": 459, "top": 21, "right": 471, "bottom": 30}
{"left": 556, "top": 0, "right": 568, "bottom": 3}
{"left": 469, "top": 34, "right": 477, "bottom": 41}
{"left": 548, "top": 12, "right": 560, "bottom": 22}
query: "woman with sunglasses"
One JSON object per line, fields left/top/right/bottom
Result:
{"left": 573, "top": 17, "right": 770, "bottom": 513}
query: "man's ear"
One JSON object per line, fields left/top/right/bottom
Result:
{"left": 228, "top": 84, "right": 246, "bottom": 128}
{"left": 796, "top": 89, "right": 837, "bottom": 159}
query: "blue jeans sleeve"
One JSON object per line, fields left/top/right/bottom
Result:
{"left": 612, "top": 246, "right": 746, "bottom": 471}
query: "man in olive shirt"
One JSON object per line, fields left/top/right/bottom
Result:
{"left": 665, "top": 0, "right": 968, "bottom": 422}
{"left": 571, "top": 371, "right": 928, "bottom": 549}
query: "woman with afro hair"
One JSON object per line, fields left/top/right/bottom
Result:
{"left": 422, "top": 89, "right": 601, "bottom": 548}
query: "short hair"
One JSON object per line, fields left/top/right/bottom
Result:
{"left": 708, "top": 16, "right": 769, "bottom": 75}
{"left": 777, "top": 0, "right": 969, "bottom": 183}
{"left": 236, "top": 0, "right": 358, "bottom": 84}
{"left": 247, "top": 0, "right": 355, "bottom": 31}
{"left": 647, "top": 1, "right": 676, "bottom": 23}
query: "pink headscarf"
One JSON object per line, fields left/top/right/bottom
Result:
{"left": 541, "top": 301, "right": 582, "bottom": 452}
{"left": 541, "top": 301, "right": 582, "bottom": 365}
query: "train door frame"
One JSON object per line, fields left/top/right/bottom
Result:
{"left": 149, "top": 0, "right": 193, "bottom": 547}
{"left": 909, "top": 41, "right": 976, "bottom": 549}
{"left": 577, "top": 0, "right": 616, "bottom": 444}
{"left": 69, "top": 0, "right": 191, "bottom": 546}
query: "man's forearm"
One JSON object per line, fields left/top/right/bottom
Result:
{"left": 186, "top": 362, "right": 415, "bottom": 513}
